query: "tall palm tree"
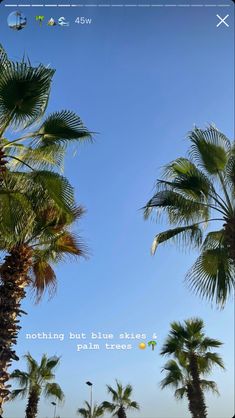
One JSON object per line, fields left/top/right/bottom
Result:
{"left": 161, "top": 318, "right": 224, "bottom": 418}
{"left": 102, "top": 380, "right": 140, "bottom": 418}
{"left": 0, "top": 44, "right": 91, "bottom": 414}
{"left": 77, "top": 401, "right": 105, "bottom": 418}
{"left": 144, "top": 126, "right": 235, "bottom": 307}
{"left": 0, "top": 196, "right": 85, "bottom": 413}
{"left": 10, "top": 353, "right": 64, "bottom": 418}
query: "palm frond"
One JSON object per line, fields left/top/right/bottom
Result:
{"left": 188, "top": 125, "right": 231, "bottom": 175}
{"left": 162, "top": 158, "right": 214, "bottom": 200}
{"left": 200, "top": 352, "right": 225, "bottom": 371}
{"left": 43, "top": 382, "right": 64, "bottom": 402}
{"left": 174, "top": 386, "right": 187, "bottom": 400}
{"left": 106, "top": 385, "right": 119, "bottom": 402}
{"left": 129, "top": 401, "right": 140, "bottom": 410}
{"left": 144, "top": 190, "right": 209, "bottom": 224}
{"left": 200, "top": 338, "right": 223, "bottom": 351}
{"left": 186, "top": 246, "right": 235, "bottom": 307}
{"left": 0, "top": 44, "right": 9, "bottom": 73}
{"left": 123, "top": 384, "right": 132, "bottom": 399}
{"left": 10, "top": 388, "right": 28, "bottom": 400}
{"left": 7, "top": 143, "right": 65, "bottom": 171}
{"left": 28, "top": 171, "right": 75, "bottom": 216}
{"left": 44, "top": 356, "right": 60, "bottom": 371}
{"left": 77, "top": 408, "right": 89, "bottom": 418}
{"left": 10, "top": 370, "right": 29, "bottom": 388}
{"left": 24, "top": 353, "right": 39, "bottom": 375}
{"left": 0, "top": 60, "right": 54, "bottom": 129}
{"left": 101, "top": 401, "right": 115, "bottom": 412}
{"left": 0, "top": 189, "right": 35, "bottom": 245}
{"left": 31, "top": 258, "right": 56, "bottom": 302}
{"left": 184, "top": 318, "right": 204, "bottom": 336}
{"left": 51, "top": 232, "right": 87, "bottom": 258}
{"left": 151, "top": 224, "right": 203, "bottom": 255}
{"left": 224, "top": 144, "right": 235, "bottom": 195}
{"left": 202, "top": 230, "right": 224, "bottom": 250}
{"left": 34, "top": 110, "right": 92, "bottom": 145}
{"left": 199, "top": 379, "right": 219, "bottom": 395}
{"left": 93, "top": 404, "right": 105, "bottom": 417}
{"left": 160, "top": 359, "right": 184, "bottom": 390}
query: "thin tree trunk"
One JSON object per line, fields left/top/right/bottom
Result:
{"left": 0, "top": 245, "right": 32, "bottom": 417}
{"left": 25, "top": 390, "right": 40, "bottom": 418}
{"left": 117, "top": 405, "right": 127, "bottom": 418}
{"left": 189, "top": 353, "right": 207, "bottom": 418}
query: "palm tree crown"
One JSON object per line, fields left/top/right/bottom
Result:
{"left": 0, "top": 186, "right": 86, "bottom": 405}
{"left": 144, "top": 125, "right": 235, "bottom": 307}
{"left": 102, "top": 380, "right": 140, "bottom": 418}
{"left": 10, "top": 353, "right": 64, "bottom": 418}
{"left": 0, "top": 44, "right": 92, "bottom": 173}
{"left": 161, "top": 318, "right": 224, "bottom": 418}
{"left": 77, "top": 401, "right": 105, "bottom": 418}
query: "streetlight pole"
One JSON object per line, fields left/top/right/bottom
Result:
{"left": 51, "top": 401, "right": 57, "bottom": 418}
{"left": 86, "top": 381, "right": 93, "bottom": 418}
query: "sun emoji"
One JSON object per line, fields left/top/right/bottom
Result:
{"left": 138, "top": 342, "right": 146, "bottom": 350}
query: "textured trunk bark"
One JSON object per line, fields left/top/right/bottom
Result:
{"left": 189, "top": 353, "right": 207, "bottom": 418}
{"left": 25, "top": 390, "right": 40, "bottom": 418}
{"left": 224, "top": 215, "right": 235, "bottom": 264}
{"left": 187, "top": 383, "right": 199, "bottom": 418}
{"left": 0, "top": 245, "right": 32, "bottom": 417}
{"left": 0, "top": 148, "right": 7, "bottom": 175}
{"left": 117, "top": 405, "right": 127, "bottom": 418}
{"left": 0, "top": 147, "right": 7, "bottom": 418}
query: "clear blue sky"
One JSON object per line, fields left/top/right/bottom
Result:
{"left": 0, "top": 1, "right": 234, "bottom": 417}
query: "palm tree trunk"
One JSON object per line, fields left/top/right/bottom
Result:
{"left": 117, "top": 405, "right": 127, "bottom": 418}
{"left": 0, "top": 245, "right": 32, "bottom": 417}
{"left": 224, "top": 215, "right": 235, "bottom": 264}
{"left": 187, "top": 384, "right": 199, "bottom": 418}
{"left": 25, "top": 389, "right": 40, "bottom": 418}
{"left": 0, "top": 147, "right": 7, "bottom": 175}
{"left": 0, "top": 146, "right": 8, "bottom": 418}
{"left": 189, "top": 354, "right": 207, "bottom": 418}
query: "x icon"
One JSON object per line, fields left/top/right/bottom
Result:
{"left": 216, "top": 14, "right": 229, "bottom": 28}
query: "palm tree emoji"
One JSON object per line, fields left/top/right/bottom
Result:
{"left": 148, "top": 340, "right": 157, "bottom": 351}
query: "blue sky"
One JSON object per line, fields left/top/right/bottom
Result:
{"left": 0, "top": 1, "right": 234, "bottom": 417}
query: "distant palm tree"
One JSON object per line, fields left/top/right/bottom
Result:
{"left": 102, "top": 380, "right": 140, "bottom": 418}
{"left": 10, "top": 353, "right": 64, "bottom": 418}
{"left": 144, "top": 126, "right": 235, "bottom": 307}
{"left": 77, "top": 401, "right": 104, "bottom": 418}
{"left": 161, "top": 318, "right": 224, "bottom": 418}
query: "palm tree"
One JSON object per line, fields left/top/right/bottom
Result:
{"left": 0, "top": 44, "right": 91, "bottom": 414}
{"left": 0, "top": 197, "right": 85, "bottom": 412}
{"left": 161, "top": 318, "right": 224, "bottom": 418}
{"left": 77, "top": 401, "right": 105, "bottom": 418}
{"left": 161, "top": 354, "right": 222, "bottom": 418}
{"left": 102, "top": 380, "right": 140, "bottom": 418}
{"left": 144, "top": 125, "right": 235, "bottom": 307}
{"left": 10, "top": 353, "right": 64, "bottom": 418}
